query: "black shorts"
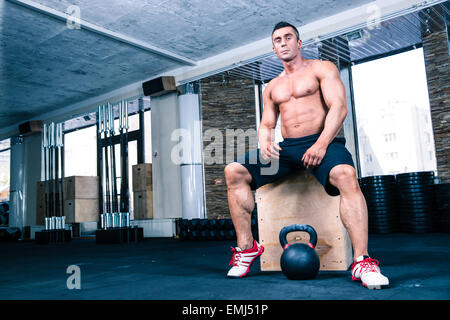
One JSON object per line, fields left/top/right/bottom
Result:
{"left": 235, "top": 133, "right": 355, "bottom": 196}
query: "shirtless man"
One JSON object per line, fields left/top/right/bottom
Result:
{"left": 224, "top": 21, "right": 389, "bottom": 289}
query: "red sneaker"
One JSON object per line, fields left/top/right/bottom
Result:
{"left": 351, "top": 255, "right": 389, "bottom": 289}
{"left": 227, "top": 240, "right": 264, "bottom": 278}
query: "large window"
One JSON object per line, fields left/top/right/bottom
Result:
{"left": 63, "top": 99, "right": 151, "bottom": 219}
{"left": 0, "top": 139, "right": 10, "bottom": 202}
{"left": 352, "top": 48, "right": 437, "bottom": 177}
{"left": 64, "top": 126, "right": 98, "bottom": 177}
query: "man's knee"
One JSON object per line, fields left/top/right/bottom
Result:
{"left": 329, "top": 164, "right": 358, "bottom": 190}
{"left": 224, "top": 162, "right": 252, "bottom": 186}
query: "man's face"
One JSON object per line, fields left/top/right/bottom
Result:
{"left": 272, "top": 26, "right": 302, "bottom": 62}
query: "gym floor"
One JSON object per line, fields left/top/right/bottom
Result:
{"left": 0, "top": 233, "right": 449, "bottom": 301}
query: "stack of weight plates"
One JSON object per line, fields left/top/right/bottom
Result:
{"left": 433, "top": 183, "right": 450, "bottom": 233}
{"left": 396, "top": 171, "right": 435, "bottom": 233}
{"left": 360, "top": 175, "right": 396, "bottom": 234}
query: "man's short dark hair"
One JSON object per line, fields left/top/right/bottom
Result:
{"left": 272, "top": 21, "right": 300, "bottom": 41}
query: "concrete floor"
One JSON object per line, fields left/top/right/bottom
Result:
{"left": 0, "top": 233, "right": 449, "bottom": 300}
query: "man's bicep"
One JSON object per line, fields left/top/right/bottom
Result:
{"left": 319, "top": 62, "right": 346, "bottom": 109}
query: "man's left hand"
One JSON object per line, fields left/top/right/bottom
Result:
{"left": 302, "top": 143, "right": 327, "bottom": 169}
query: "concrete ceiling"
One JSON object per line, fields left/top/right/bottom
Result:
{"left": 2, "top": 0, "right": 446, "bottom": 136}
{"left": 0, "top": 0, "right": 378, "bottom": 132}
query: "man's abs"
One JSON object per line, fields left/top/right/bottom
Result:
{"left": 279, "top": 99, "right": 327, "bottom": 138}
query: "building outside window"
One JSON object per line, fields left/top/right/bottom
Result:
{"left": 352, "top": 48, "right": 437, "bottom": 177}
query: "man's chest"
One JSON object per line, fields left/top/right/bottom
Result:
{"left": 270, "top": 75, "right": 320, "bottom": 105}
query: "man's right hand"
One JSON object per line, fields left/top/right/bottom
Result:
{"left": 260, "top": 141, "right": 282, "bottom": 161}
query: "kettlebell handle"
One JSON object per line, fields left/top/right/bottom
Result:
{"left": 279, "top": 224, "right": 318, "bottom": 250}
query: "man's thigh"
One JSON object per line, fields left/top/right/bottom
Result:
{"left": 235, "top": 149, "right": 294, "bottom": 190}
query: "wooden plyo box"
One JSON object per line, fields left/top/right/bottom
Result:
{"left": 133, "top": 190, "right": 153, "bottom": 220}
{"left": 256, "top": 170, "right": 353, "bottom": 271}
{"left": 64, "top": 176, "right": 99, "bottom": 200}
{"left": 64, "top": 199, "right": 99, "bottom": 223}
{"left": 132, "top": 163, "right": 153, "bottom": 192}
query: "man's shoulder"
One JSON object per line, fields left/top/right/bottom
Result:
{"left": 312, "top": 59, "right": 338, "bottom": 72}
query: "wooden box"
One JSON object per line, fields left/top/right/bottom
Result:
{"left": 133, "top": 190, "right": 153, "bottom": 220}
{"left": 36, "top": 202, "right": 45, "bottom": 225}
{"left": 132, "top": 163, "right": 153, "bottom": 192}
{"left": 64, "top": 176, "right": 99, "bottom": 200}
{"left": 64, "top": 199, "right": 99, "bottom": 223}
{"left": 256, "top": 169, "right": 353, "bottom": 271}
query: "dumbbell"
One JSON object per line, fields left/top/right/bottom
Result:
{"left": 179, "top": 219, "right": 189, "bottom": 231}
{"left": 180, "top": 229, "right": 189, "bottom": 240}
{"left": 217, "top": 219, "right": 226, "bottom": 230}
{"left": 189, "top": 218, "right": 202, "bottom": 230}
{"left": 224, "top": 229, "right": 236, "bottom": 240}
{"left": 216, "top": 229, "right": 226, "bottom": 240}
{"left": 225, "top": 219, "right": 234, "bottom": 230}
{"left": 198, "top": 219, "right": 209, "bottom": 231}
{"left": 208, "top": 219, "right": 218, "bottom": 230}
{"left": 206, "top": 230, "right": 216, "bottom": 240}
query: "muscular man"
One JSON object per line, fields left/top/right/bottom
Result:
{"left": 224, "top": 21, "right": 389, "bottom": 289}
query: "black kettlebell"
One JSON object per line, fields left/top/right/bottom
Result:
{"left": 279, "top": 224, "right": 320, "bottom": 280}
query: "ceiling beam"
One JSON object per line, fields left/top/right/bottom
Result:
{"left": 5, "top": 0, "right": 197, "bottom": 66}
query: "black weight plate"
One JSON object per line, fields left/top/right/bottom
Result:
{"left": 397, "top": 185, "right": 434, "bottom": 192}
{"left": 434, "top": 191, "right": 450, "bottom": 198}
{"left": 362, "top": 182, "right": 396, "bottom": 188}
{"left": 369, "top": 223, "right": 395, "bottom": 229}
{"left": 398, "top": 210, "right": 433, "bottom": 217}
{"left": 363, "top": 194, "right": 397, "bottom": 200}
{"left": 396, "top": 175, "right": 434, "bottom": 181}
{"left": 369, "top": 215, "right": 395, "bottom": 222}
{"left": 369, "top": 229, "right": 394, "bottom": 235}
{"left": 368, "top": 208, "right": 395, "bottom": 214}
{"left": 397, "top": 201, "right": 433, "bottom": 209}
{"left": 365, "top": 197, "right": 396, "bottom": 204}
{"left": 369, "top": 218, "right": 395, "bottom": 224}
{"left": 363, "top": 190, "right": 397, "bottom": 196}
{"left": 396, "top": 171, "right": 434, "bottom": 179}
{"left": 396, "top": 199, "right": 433, "bottom": 206}
{"left": 369, "top": 226, "right": 395, "bottom": 232}
{"left": 369, "top": 208, "right": 396, "bottom": 214}
{"left": 361, "top": 175, "right": 396, "bottom": 182}
{"left": 366, "top": 200, "right": 396, "bottom": 207}
{"left": 396, "top": 183, "right": 434, "bottom": 190}
{"left": 369, "top": 216, "right": 394, "bottom": 222}
{"left": 367, "top": 208, "right": 395, "bottom": 214}
{"left": 401, "top": 217, "right": 433, "bottom": 223}
{"left": 397, "top": 193, "right": 433, "bottom": 200}
{"left": 396, "top": 179, "right": 434, "bottom": 187}
{"left": 365, "top": 200, "right": 393, "bottom": 206}
{"left": 362, "top": 180, "right": 396, "bottom": 185}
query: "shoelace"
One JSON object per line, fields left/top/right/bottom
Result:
{"left": 229, "top": 247, "right": 242, "bottom": 267}
{"left": 357, "top": 258, "right": 380, "bottom": 274}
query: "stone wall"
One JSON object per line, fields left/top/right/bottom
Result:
{"left": 422, "top": 24, "right": 450, "bottom": 182}
{"left": 200, "top": 75, "right": 257, "bottom": 219}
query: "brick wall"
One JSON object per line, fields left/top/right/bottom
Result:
{"left": 422, "top": 26, "right": 450, "bottom": 182}
{"left": 200, "top": 75, "right": 257, "bottom": 219}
